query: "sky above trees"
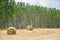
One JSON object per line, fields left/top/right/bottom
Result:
{"left": 15, "top": 0, "right": 60, "bottom": 9}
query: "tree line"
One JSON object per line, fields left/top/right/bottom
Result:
{"left": 0, "top": 0, "right": 60, "bottom": 29}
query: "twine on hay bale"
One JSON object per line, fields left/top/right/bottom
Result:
{"left": 7, "top": 27, "right": 16, "bottom": 35}
{"left": 26, "top": 25, "right": 33, "bottom": 31}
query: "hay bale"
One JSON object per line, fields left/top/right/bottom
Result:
{"left": 7, "top": 27, "right": 16, "bottom": 35}
{"left": 26, "top": 25, "right": 33, "bottom": 30}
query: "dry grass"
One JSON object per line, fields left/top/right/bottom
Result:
{"left": 7, "top": 27, "right": 16, "bottom": 35}
{"left": 0, "top": 28, "right": 60, "bottom": 40}
{"left": 26, "top": 25, "right": 33, "bottom": 30}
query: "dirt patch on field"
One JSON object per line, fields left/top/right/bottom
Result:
{"left": 0, "top": 29, "right": 60, "bottom": 40}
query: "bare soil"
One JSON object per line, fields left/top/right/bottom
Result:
{"left": 0, "top": 29, "right": 60, "bottom": 40}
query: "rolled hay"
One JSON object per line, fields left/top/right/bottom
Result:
{"left": 7, "top": 27, "right": 16, "bottom": 35}
{"left": 26, "top": 25, "right": 33, "bottom": 31}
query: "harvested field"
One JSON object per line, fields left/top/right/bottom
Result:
{"left": 0, "top": 29, "right": 60, "bottom": 40}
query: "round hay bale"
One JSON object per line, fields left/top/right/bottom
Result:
{"left": 7, "top": 27, "right": 16, "bottom": 35}
{"left": 26, "top": 25, "right": 33, "bottom": 31}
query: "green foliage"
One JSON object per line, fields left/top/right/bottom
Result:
{"left": 0, "top": 0, "right": 60, "bottom": 29}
